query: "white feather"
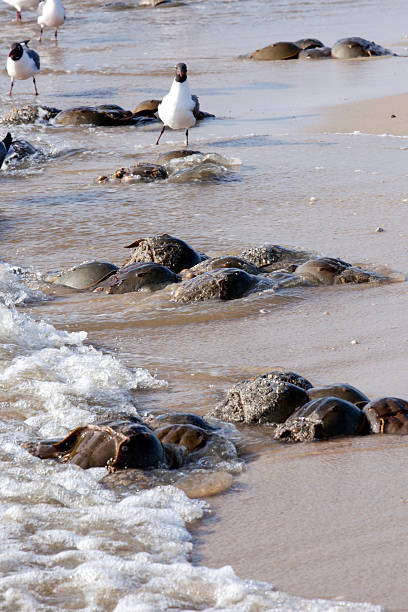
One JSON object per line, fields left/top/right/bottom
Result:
{"left": 158, "top": 79, "right": 196, "bottom": 131}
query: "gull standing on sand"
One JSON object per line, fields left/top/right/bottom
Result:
{"left": 6, "top": 41, "right": 40, "bottom": 96}
{"left": 2, "top": 0, "right": 38, "bottom": 22}
{"left": 156, "top": 63, "right": 196, "bottom": 147}
{"left": 38, "top": 0, "right": 65, "bottom": 43}
{"left": 0, "top": 133, "right": 12, "bottom": 169}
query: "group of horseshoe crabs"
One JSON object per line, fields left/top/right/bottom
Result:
{"left": 209, "top": 370, "right": 408, "bottom": 441}
{"left": 24, "top": 369, "right": 408, "bottom": 492}
{"left": 41, "top": 233, "right": 397, "bottom": 302}
{"left": 246, "top": 36, "right": 396, "bottom": 61}
{"left": 0, "top": 96, "right": 214, "bottom": 127}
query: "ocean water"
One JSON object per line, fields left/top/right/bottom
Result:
{"left": 1, "top": 0, "right": 408, "bottom": 609}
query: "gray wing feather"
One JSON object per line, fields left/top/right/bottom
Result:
{"left": 26, "top": 49, "right": 40, "bottom": 71}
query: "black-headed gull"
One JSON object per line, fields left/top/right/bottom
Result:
{"left": 0, "top": 133, "right": 12, "bottom": 169}
{"left": 156, "top": 63, "right": 196, "bottom": 146}
{"left": 38, "top": 0, "right": 65, "bottom": 43}
{"left": 3, "top": 0, "right": 38, "bottom": 21}
{"left": 6, "top": 41, "right": 40, "bottom": 96}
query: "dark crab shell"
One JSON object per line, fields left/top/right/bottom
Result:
{"left": 308, "top": 383, "right": 369, "bottom": 407}
{"left": 123, "top": 233, "right": 202, "bottom": 272}
{"left": 23, "top": 421, "right": 166, "bottom": 470}
{"left": 96, "top": 262, "right": 179, "bottom": 294}
{"left": 275, "top": 396, "right": 369, "bottom": 442}
{"left": 53, "top": 105, "right": 137, "bottom": 126}
{"left": 173, "top": 267, "right": 265, "bottom": 303}
{"left": 363, "top": 397, "right": 408, "bottom": 434}
{"left": 331, "top": 37, "right": 394, "bottom": 59}
{"left": 209, "top": 372, "right": 310, "bottom": 424}
{"left": 295, "top": 257, "right": 383, "bottom": 285}
{"left": 249, "top": 41, "right": 301, "bottom": 61}
{"left": 181, "top": 255, "right": 259, "bottom": 279}
{"left": 44, "top": 261, "right": 119, "bottom": 290}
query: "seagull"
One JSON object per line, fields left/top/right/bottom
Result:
{"left": 2, "top": 0, "right": 38, "bottom": 21}
{"left": 156, "top": 62, "right": 197, "bottom": 147}
{"left": 0, "top": 133, "right": 12, "bottom": 169}
{"left": 38, "top": 0, "right": 65, "bottom": 43}
{"left": 6, "top": 41, "right": 40, "bottom": 96}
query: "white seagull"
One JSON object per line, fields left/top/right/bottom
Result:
{"left": 6, "top": 41, "right": 40, "bottom": 96}
{"left": 0, "top": 133, "right": 12, "bottom": 169}
{"left": 38, "top": 0, "right": 65, "bottom": 43}
{"left": 3, "top": 0, "right": 38, "bottom": 22}
{"left": 156, "top": 62, "right": 197, "bottom": 146}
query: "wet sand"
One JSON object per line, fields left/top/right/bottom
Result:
{"left": 319, "top": 91, "right": 408, "bottom": 137}
{"left": 193, "top": 93, "right": 408, "bottom": 612}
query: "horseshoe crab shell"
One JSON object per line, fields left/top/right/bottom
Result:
{"left": 299, "top": 46, "right": 332, "bottom": 60}
{"left": 53, "top": 105, "right": 135, "bottom": 126}
{"left": 123, "top": 233, "right": 202, "bottom": 272}
{"left": 275, "top": 396, "right": 369, "bottom": 442}
{"left": 209, "top": 373, "right": 309, "bottom": 424}
{"left": 249, "top": 41, "right": 301, "bottom": 60}
{"left": 363, "top": 397, "right": 408, "bottom": 434}
{"left": 239, "top": 244, "right": 310, "bottom": 269}
{"left": 44, "top": 261, "right": 119, "bottom": 290}
{"left": 24, "top": 421, "right": 166, "bottom": 470}
{"left": 181, "top": 255, "right": 259, "bottom": 279}
{"left": 295, "top": 257, "right": 383, "bottom": 285}
{"left": 308, "top": 383, "right": 369, "bottom": 407}
{"left": 173, "top": 268, "right": 265, "bottom": 303}
{"left": 96, "top": 262, "right": 179, "bottom": 294}
{"left": 294, "top": 38, "right": 325, "bottom": 50}
{"left": 331, "top": 37, "right": 394, "bottom": 59}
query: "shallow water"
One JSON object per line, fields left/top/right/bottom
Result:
{"left": 1, "top": 0, "right": 408, "bottom": 609}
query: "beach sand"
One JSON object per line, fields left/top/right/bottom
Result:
{"left": 319, "top": 92, "right": 408, "bottom": 137}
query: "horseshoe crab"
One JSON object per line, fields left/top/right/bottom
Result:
{"left": 156, "top": 423, "right": 211, "bottom": 455}
{"left": 239, "top": 244, "right": 310, "bottom": 270}
{"left": 23, "top": 421, "right": 166, "bottom": 470}
{"left": 209, "top": 372, "right": 310, "bottom": 424}
{"left": 181, "top": 255, "right": 259, "bottom": 279}
{"left": 275, "top": 396, "right": 369, "bottom": 442}
{"left": 249, "top": 41, "right": 301, "bottom": 61}
{"left": 123, "top": 233, "right": 202, "bottom": 272}
{"left": 299, "top": 47, "right": 332, "bottom": 59}
{"left": 295, "top": 257, "right": 384, "bottom": 285}
{"left": 363, "top": 397, "right": 408, "bottom": 434}
{"left": 151, "top": 412, "right": 216, "bottom": 431}
{"left": 173, "top": 268, "right": 271, "bottom": 303}
{"left": 331, "top": 37, "right": 394, "bottom": 59}
{"left": 294, "top": 38, "right": 325, "bottom": 50}
{"left": 43, "top": 261, "right": 119, "bottom": 290}
{"left": 132, "top": 98, "right": 161, "bottom": 118}
{"left": 53, "top": 105, "right": 138, "bottom": 126}
{"left": 157, "top": 149, "right": 201, "bottom": 164}
{"left": 98, "top": 163, "right": 168, "bottom": 183}
{"left": 308, "top": 383, "right": 369, "bottom": 407}
{"left": 0, "top": 104, "right": 60, "bottom": 125}
{"left": 95, "top": 262, "right": 179, "bottom": 294}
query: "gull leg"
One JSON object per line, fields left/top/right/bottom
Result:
{"left": 185, "top": 129, "right": 189, "bottom": 147}
{"left": 9, "top": 79, "right": 14, "bottom": 96}
{"left": 155, "top": 125, "right": 166, "bottom": 145}
{"left": 16, "top": 10, "right": 21, "bottom": 21}
{"left": 33, "top": 77, "right": 38, "bottom": 96}
{"left": 54, "top": 28, "right": 58, "bottom": 44}
{"left": 39, "top": 26, "right": 43, "bottom": 43}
